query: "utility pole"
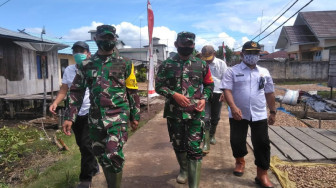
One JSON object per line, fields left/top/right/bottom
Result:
{"left": 259, "top": 10, "right": 263, "bottom": 41}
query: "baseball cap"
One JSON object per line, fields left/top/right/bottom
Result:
{"left": 177, "top": 31, "right": 195, "bottom": 45}
{"left": 96, "top": 25, "right": 118, "bottom": 38}
{"left": 72, "top": 41, "right": 90, "bottom": 51}
{"left": 242, "top": 41, "right": 261, "bottom": 51}
{"left": 201, "top": 45, "right": 215, "bottom": 61}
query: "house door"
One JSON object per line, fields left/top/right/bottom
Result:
{"left": 328, "top": 48, "right": 336, "bottom": 87}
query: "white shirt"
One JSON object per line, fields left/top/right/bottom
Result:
{"left": 209, "top": 57, "right": 228, "bottom": 93}
{"left": 62, "top": 65, "right": 90, "bottom": 116}
{"left": 221, "top": 62, "right": 274, "bottom": 121}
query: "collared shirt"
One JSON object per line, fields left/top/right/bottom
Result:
{"left": 208, "top": 57, "right": 227, "bottom": 93}
{"left": 221, "top": 62, "right": 274, "bottom": 121}
{"left": 155, "top": 54, "right": 214, "bottom": 119}
{"left": 62, "top": 65, "right": 90, "bottom": 116}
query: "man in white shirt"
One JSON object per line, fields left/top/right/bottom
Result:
{"left": 49, "top": 41, "right": 98, "bottom": 188}
{"left": 201, "top": 45, "right": 227, "bottom": 154}
{"left": 221, "top": 41, "right": 275, "bottom": 188}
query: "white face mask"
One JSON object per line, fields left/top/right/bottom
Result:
{"left": 243, "top": 54, "right": 260, "bottom": 65}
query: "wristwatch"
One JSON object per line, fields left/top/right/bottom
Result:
{"left": 270, "top": 110, "right": 277, "bottom": 115}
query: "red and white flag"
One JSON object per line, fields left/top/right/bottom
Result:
{"left": 147, "top": 0, "right": 158, "bottom": 97}
{"left": 222, "top": 41, "right": 226, "bottom": 61}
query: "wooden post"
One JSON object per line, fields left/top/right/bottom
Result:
{"left": 42, "top": 54, "right": 47, "bottom": 117}
{"left": 304, "top": 103, "right": 308, "bottom": 119}
{"left": 8, "top": 101, "right": 15, "bottom": 119}
{"left": 330, "top": 87, "right": 333, "bottom": 99}
{"left": 319, "top": 117, "right": 321, "bottom": 129}
{"left": 51, "top": 75, "right": 54, "bottom": 102}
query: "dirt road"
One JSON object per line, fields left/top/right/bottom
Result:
{"left": 91, "top": 107, "right": 280, "bottom": 188}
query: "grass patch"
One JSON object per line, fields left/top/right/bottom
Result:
{"left": 317, "top": 90, "right": 336, "bottom": 99}
{"left": 21, "top": 132, "right": 80, "bottom": 188}
{"left": 0, "top": 125, "right": 58, "bottom": 186}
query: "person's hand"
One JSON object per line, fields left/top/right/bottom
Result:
{"left": 172, "top": 93, "right": 190, "bottom": 107}
{"left": 49, "top": 103, "right": 58, "bottom": 115}
{"left": 62, "top": 120, "right": 73, "bottom": 136}
{"left": 130, "top": 120, "right": 139, "bottom": 131}
{"left": 219, "top": 93, "right": 226, "bottom": 102}
{"left": 231, "top": 106, "right": 242, "bottom": 120}
{"left": 195, "top": 99, "right": 205, "bottom": 112}
{"left": 268, "top": 114, "right": 276, "bottom": 125}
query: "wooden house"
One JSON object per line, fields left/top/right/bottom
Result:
{"left": 0, "top": 27, "right": 68, "bottom": 95}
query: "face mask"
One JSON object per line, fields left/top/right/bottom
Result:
{"left": 96, "top": 40, "right": 116, "bottom": 52}
{"left": 73, "top": 53, "right": 87, "bottom": 64}
{"left": 177, "top": 46, "right": 194, "bottom": 56}
{"left": 243, "top": 54, "right": 260, "bottom": 65}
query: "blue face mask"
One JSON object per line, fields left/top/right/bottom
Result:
{"left": 73, "top": 53, "right": 87, "bottom": 64}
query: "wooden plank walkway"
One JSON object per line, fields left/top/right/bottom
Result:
{"left": 247, "top": 125, "right": 336, "bottom": 161}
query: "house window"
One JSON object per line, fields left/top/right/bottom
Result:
{"left": 314, "top": 51, "right": 322, "bottom": 61}
{"left": 60, "top": 59, "right": 69, "bottom": 78}
{"left": 36, "top": 54, "right": 48, "bottom": 79}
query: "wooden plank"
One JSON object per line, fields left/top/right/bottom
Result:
{"left": 268, "top": 127, "right": 306, "bottom": 161}
{"left": 296, "top": 127, "right": 336, "bottom": 152}
{"left": 271, "top": 126, "right": 324, "bottom": 160}
{"left": 282, "top": 126, "right": 336, "bottom": 160}
{"left": 312, "top": 128, "right": 336, "bottom": 142}
{"left": 247, "top": 127, "right": 287, "bottom": 160}
{"left": 327, "top": 129, "right": 336, "bottom": 135}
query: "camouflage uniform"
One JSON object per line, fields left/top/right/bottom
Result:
{"left": 65, "top": 52, "right": 140, "bottom": 173}
{"left": 155, "top": 53, "right": 214, "bottom": 160}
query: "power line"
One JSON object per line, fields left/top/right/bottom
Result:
{"left": 258, "top": 0, "right": 314, "bottom": 42}
{"left": 251, "top": 0, "right": 299, "bottom": 41}
{"left": 249, "top": 0, "right": 298, "bottom": 38}
{"left": 0, "top": 0, "right": 11, "bottom": 8}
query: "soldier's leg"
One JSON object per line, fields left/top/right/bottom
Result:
{"left": 90, "top": 121, "right": 127, "bottom": 188}
{"left": 72, "top": 115, "right": 99, "bottom": 184}
{"left": 202, "top": 100, "right": 211, "bottom": 153}
{"left": 187, "top": 119, "right": 204, "bottom": 188}
{"left": 209, "top": 93, "right": 223, "bottom": 145}
{"left": 167, "top": 118, "right": 188, "bottom": 184}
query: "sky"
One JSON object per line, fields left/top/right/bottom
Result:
{"left": 0, "top": 0, "right": 335, "bottom": 53}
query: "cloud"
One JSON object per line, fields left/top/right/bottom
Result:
{"left": 63, "top": 21, "right": 179, "bottom": 52}
{"left": 63, "top": 21, "right": 103, "bottom": 40}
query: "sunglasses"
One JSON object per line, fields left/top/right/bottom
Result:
{"left": 259, "top": 77, "right": 265, "bottom": 90}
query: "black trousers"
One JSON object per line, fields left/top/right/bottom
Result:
{"left": 204, "top": 93, "right": 223, "bottom": 137}
{"left": 229, "top": 118, "right": 271, "bottom": 170}
{"left": 72, "top": 115, "right": 99, "bottom": 181}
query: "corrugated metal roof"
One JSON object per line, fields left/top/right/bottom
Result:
{"left": 58, "top": 41, "right": 98, "bottom": 54}
{"left": 0, "top": 27, "right": 58, "bottom": 43}
{"left": 299, "top": 11, "right": 336, "bottom": 38}
{"left": 284, "top": 25, "right": 318, "bottom": 44}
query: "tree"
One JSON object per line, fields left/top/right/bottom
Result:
{"left": 216, "top": 46, "right": 234, "bottom": 63}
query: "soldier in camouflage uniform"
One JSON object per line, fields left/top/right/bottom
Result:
{"left": 62, "top": 25, "right": 140, "bottom": 188}
{"left": 155, "top": 32, "right": 214, "bottom": 188}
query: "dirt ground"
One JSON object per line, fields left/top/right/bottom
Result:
{"left": 0, "top": 95, "right": 165, "bottom": 186}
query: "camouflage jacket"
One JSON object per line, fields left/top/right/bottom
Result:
{"left": 64, "top": 52, "right": 140, "bottom": 126}
{"left": 155, "top": 54, "right": 214, "bottom": 119}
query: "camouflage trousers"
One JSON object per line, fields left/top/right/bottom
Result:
{"left": 89, "top": 120, "right": 128, "bottom": 173}
{"left": 167, "top": 117, "right": 204, "bottom": 161}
